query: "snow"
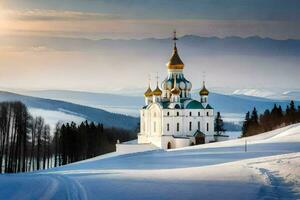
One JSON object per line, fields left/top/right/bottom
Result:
{"left": 1, "top": 123, "right": 300, "bottom": 199}
{"left": 233, "top": 88, "right": 276, "bottom": 98}
{"left": 28, "top": 108, "right": 86, "bottom": 131}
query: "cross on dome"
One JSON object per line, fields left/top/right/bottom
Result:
{"left": 167, "top": 30, "right": 184, "bottom": 70}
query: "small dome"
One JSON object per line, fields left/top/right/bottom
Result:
{"left": 179, "top": 81, "right": 186, "bottom": 90}
{"left": 144, "top": 86, "right": 153, "bottom": 97}
{"left": 171, "top": 76, "right": 181, "bottom": 95}
{"left": 199, "top": 82, "right": 209, "bottom": 96}
{"left": 171, "top": 87, "right": 181, "bottom": 95}
{"left": 153, "top": 86, "right": 162, "bottom": 96}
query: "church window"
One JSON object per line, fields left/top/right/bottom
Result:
{"left": 189, "top": 122, "right": 192, "bottom": 131}
{"left": 167, "top": 112, "right": 170, "bottom": 116}
{"left": 198, "top": 121, "right": 200, "bottom": 130}
{"left": 167, "top": 123, "right": 170, "bottom": 131}
{"left": 206, "top": 112, "right": 209, "bottom": 116}
{"left": 177, "top": 123, "right": 179, "bottom": 132}
{"left": 154, "top": 122, "right": 156, "bottom": 132}
{"left": 189, "top": 112, "right": 192, "bottom": 116}
{"left": 177, "top": 112, "right": 179, "bottom": 116}
{"left": 198, "top": 112, "right": 200, "bottom": 116}
{"left": 207, "top": 123, "right": 209, "bottom": 132}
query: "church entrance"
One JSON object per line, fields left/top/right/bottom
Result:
{"left": 167, "top": 142, "right": 172, "bottom": 149}
{"left": 194, "top": 131, "right": 205, "bottom": 145}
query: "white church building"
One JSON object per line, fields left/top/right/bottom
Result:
{"left": 137, "top": 32, "right": 228, "bottom": 149}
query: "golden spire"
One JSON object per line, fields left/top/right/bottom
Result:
{"left": 166, "top": 30, "right": 184, "bottom": 70}
{"left": 171, "top": 75, "right": 181, "bottom": 95}
{"left": 144, "top": 75, "right": 153, "bottom": 97}
{"left": 152, "top": 73, "right": 162, "bottom": 96}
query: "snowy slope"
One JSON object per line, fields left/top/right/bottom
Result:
{"left": 0, "top": 91, "right": 138, "bottom": 130}
{"left": 1, "top": 124, "right": 300, "bottom": 199}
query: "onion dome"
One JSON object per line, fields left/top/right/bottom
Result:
{"left": 153, "top": 86, "right": 162, "bottom": 96}
{"left": 166, "top": 31, "right": 184, "bottom": 70}
{"left": 166, "top": 46, "right": 184, "bottom": 70}
{"left": 199, "top": 81, "right": 209, "bottom": 96}
{"left": 171, "top": 86, "right": 181, "bottom": 95}
{"left": 144, "top": 86, "right": 153, "bottom": 97}
{"left": 171, "top": 76, "right": 181, "bottom": 95}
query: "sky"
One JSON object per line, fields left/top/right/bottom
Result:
{"left": 1, "top": 0, "right": 300, "bottom": 39}
{"left": 0, "top": 0, "right": 300, "bottom": 92}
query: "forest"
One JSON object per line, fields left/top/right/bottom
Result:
{"left": 242, "top": 101, "right": 300, "bottom": 137}
{"left": 0, "top": 101, "right": 136, "bottom": 173}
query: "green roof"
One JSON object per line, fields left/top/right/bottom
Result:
{"left": 194, "top": 130, "right": 205, "bottom": 136}
{"left": 206, "top": 104, "right": 213, "bottom": 109}
{"left": 186, "top": 100, "right": 204, "bottom": 109}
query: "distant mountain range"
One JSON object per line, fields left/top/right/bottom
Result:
{"left": 4, "top": 35, "right": 300, "bottom": 56}
{"left": 0, "top": 91, "right": 138, "bottom": 130}
{"left": 17, "top": 89, "right": 298, "bottom": 118}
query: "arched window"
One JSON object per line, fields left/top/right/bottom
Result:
{"left": 198, "top": 121, "right": 200, "bottom": 130}
{"left": 207, "top": 123, "right": 209, "bottom": 132}
{"left": 198, "top": 112, "right": 200, "bottom": 116}
{"left": 189, "top": 112, "right": 192, "bottom": 116}
{"left": 177, "top": 123, "right": 180, "bottom": 132}
{"left": 167, "top": 112, "right": 170, "bottom": 116}
{"left": 177, "top": 112, "right": 179, "bottom": 116}
{"left": 189, "top": 122, "right": 192, "bottom": 131}
{"left": 167, "top": 123, "right": 170, "bottom": 131}
{"left": 154, "top": 122, "right": 156, "bottom": 132}
{"left": 167, "top": 142, "right": 171, "bottom": 149}
{"left": 154, "top": 112, "right": 157, "bottom": 117}
{"left": 206, "top": 112, "right": 209, "bottom": 116}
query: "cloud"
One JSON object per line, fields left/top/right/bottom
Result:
{"left": 3, "top": 9, "right": 120, "bottom": 21}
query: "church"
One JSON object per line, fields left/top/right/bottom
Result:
{"left": 138, "top": 32, "right": 228, "bottom": 149}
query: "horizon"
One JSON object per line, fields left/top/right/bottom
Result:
{"left": 1, "top": 0, "right": 300, "bottom": 93}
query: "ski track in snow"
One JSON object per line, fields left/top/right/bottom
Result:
{"left": 257, "top": 168, "right": 295, "bottom": 200}
{"left": 247, "top": 155, "right": 300, "bottom": 200}
{"left": 37, "top": 173, "right": 88, "bottom": 200}
{"left": 1, "top": 123, "right": 300, "bottom": 200}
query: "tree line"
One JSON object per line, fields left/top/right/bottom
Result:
{"left": 0, "top": 101, "right": 136, "bottom": 173}
{"left": 53, "top": 121, "right": 135, "bottom": 166}
{"left": 242, "top": 101, "right": 300, "bottom": 137}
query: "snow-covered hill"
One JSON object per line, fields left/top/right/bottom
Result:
{"left": 14, "top": 89, "right": 297, "bottom": 119}
{"left": 0, "top": 91, "right": 138, "bottom": 130}
{"left": 1, "top": 124, "right": 300, "bottom": 199}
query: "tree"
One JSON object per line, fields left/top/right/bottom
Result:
{"left": 215, "top": 112, "right": 225, "bottom": 135}
{"left": 242, "top": 111, "right": 250, "bottom": 137}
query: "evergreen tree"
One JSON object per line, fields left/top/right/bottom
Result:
{"left": 242, "top": 111, "right": 250, "bottom": 137}
{"left": 215, "top": 112, "right": 225, "bottom": 135}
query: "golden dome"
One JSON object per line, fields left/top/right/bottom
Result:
{"left": 166, "top": 46, "right": 184, "bottom": 70}
{"left": 153, "top": 86, "right": 162, "bottom": 96}
{"left": 171, "top": 76, "right": 181, "bottom": 95}
{"left": 144, "top": 86, "right": 153, "bottom": 97}
{"left": 171, "top": 86, "right": 181, "bottom": 95}
{"left": 199, "top": 82, "right": 209, "bottom": 96}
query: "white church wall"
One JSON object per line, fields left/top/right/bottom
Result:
{"left": 174, "top": 138, "right": 191, "bottom": 148}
